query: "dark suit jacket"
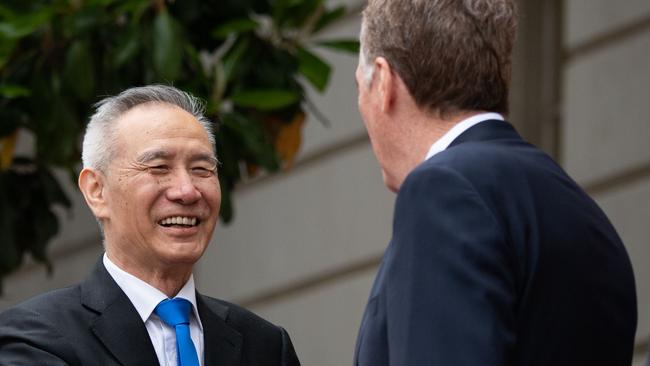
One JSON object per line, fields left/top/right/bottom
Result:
{"left": 354, "top": 120, "right": 637, "bottom": 366}
{"left": 0, "top": 259, "right": 300, "bottom": 366}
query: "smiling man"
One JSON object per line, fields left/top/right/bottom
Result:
{"left": 0, "top": 85, "right": 300, "bottom": 366}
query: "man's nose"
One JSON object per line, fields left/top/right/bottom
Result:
{"left": 165, "top": 170, "right": 201, "bottom": 204}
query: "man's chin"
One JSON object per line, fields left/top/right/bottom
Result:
{"left": 158, "top": 246, "right": 205, "bottom": 266}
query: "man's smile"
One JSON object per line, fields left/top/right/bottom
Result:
{"left": 158, "top": 216, "right": 201, "bottom": 228}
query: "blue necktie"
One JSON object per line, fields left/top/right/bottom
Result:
{"left": 154, "top": 298, "right": 200, "bottom": 366}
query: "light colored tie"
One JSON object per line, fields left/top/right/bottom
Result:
{"left": 154, "top": 298, "right": 200, "bottom": 366}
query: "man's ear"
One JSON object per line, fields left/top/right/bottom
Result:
{"left": 78, "top": 167, "right": 108, "bottom": 220}
{"left": 374, "top": 57, "right": 397, "bottom": 114}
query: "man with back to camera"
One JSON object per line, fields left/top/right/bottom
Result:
{"left": 0, "top": 85, "right": 300, "bottom": 366}
{"left": 353, "top": 0, "right": 637, "bottom": 365}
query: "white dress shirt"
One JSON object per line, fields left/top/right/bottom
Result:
{"left": 424, "top": 112, "right": 504, "bottom": 160}
{"left": 103, "top": 253, "right": 204, "bottom": 366}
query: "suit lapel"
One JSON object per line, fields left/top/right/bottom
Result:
{"left": 197, "top": 294, "right": 243, "bottom": 366}
{"left": 81, "top": 259, "right": 159, "bottom": 366}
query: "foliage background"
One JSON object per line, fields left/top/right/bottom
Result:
{"left": 0, "top": 0, "right": 357, "bottom": 289}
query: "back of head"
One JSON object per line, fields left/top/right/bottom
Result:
{"left": 361, "top": 0, "right": 517, "bottom": 116}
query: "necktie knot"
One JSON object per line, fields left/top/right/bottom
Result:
{"left": 155, "top": 298, "right": 192, "bottom": 327}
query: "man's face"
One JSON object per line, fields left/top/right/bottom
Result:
{"left": 100, "top": 103, "right": 220, "bottom": 269}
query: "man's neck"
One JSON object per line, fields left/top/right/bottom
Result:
{"left": 105, "top": 248, "right": 192, "bottom": 298}
{"left": 391, "top": 110, "right": 484, "bottom": 190}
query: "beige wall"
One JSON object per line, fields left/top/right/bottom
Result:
{"left": 562, "top": 1, "right": 650, "bottom": 364}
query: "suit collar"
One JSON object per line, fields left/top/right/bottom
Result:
{"left": 425, "top": 112, "right": 504, "bottom": 160}
{"left": 448, "top": 119, "right": 522, "bottom": 148}
{"left": 80, "top": 258, "right": 160, "bottom": 365}
{"left": 81, "top": 258, "right": 245, "bottom": 366}
{"left": 197, "top": 295, "right": 243, "bottom": 365}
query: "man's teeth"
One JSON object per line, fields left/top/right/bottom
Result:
{"left": 160, "top": 217, "right": 198, "bottom": 226}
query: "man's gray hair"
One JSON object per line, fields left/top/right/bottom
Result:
{"left": 82, "top": 85, "right": 215, "bottom": 171}
{"left": 360, "top": 0, "right": 517, "bottom": 116}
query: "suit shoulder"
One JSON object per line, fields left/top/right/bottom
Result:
{"left": 200, "top": 295, "right": 281, "bottom": 333}
{"left": 425, "top": 140, "right": 525, "bottom": 172}
{"left": 0, "top": 284, "right": 85, "bottom": 339}
{"left": 0, "top": 287, "right": 81, "bottom": 365}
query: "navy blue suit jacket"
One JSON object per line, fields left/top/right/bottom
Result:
{"left": 354, "top": 120, "right": 637, "bottom": 365}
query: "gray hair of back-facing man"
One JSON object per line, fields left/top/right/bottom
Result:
{"left": 360, "top": 0, "right": 518, "bottom": 116}
{"left": 82, "top": 85, "right": 216, "bottom": 172}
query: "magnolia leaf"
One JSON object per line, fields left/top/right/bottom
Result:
{"left": 0, "top": 108, "right": 20, "bottom": 138}
{"left": 114, "top": 28, "right": 140, "bottom": 67}
{"left": 222, "top": 38, "right": 250, "bottom": 82}
{"left": 222, "top": 112, "right": 279, "bottom": 171}
{"left": 0, "top": 37, "right": 17, "bottom": 69}
{"left": 297, "top": 47, "right": 331, "bottom": 92}
{"left": 0, "top": 84, "right": 30, "bottom": 98}
{"left": 211, "top": 18, "right": 258, "bottom": 39}
{"left": 153, "top": 10, "right": 183, "bottom": 81}
{"left": 0, "top": 8, "right": 52, "bottom": 39}
{"left": 0, "top": 131, "right": 17, "bottom": 170}
{"left": 315, "top": 39, "right": 360, "bottom": 54}
{"left": 39, "top": 168, "right": 71, "bottom": 209}
{"left": 313, "top": 6, "right": 345, "bottom": 33}
{"left": 0, "top": 186, "right": 19, "bottom": 278}
{"left": 231, "top": 89, "right": 300, "bottom": 110}
{"left": 35, "top": 98, "right": 78, "bottom": 166}
{"left": 63, "top": 40, "right": 95, "bottom": 99}
{"left": 275, "top": 111, "right": 305, "bottom": 169}
{"left": 274, "top": 0, "right": 323, "bottom": 28}
{"left": 218, "top": 175, "right": 234, "bottom": 223}
{"left": 31, "top": 204, "right": 58, "bottom": 267}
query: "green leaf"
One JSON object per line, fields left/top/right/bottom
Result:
{"left": 116, "top": 0, "right": 151, "bottom": 25}
{"left": 87, "top": 0, "right": 121, "bottom": 7}
{"left": 62, "top": 6, "right": 102, "bottom": 37}
{"left": 0, "top": 178, "right": 19, "bottom": 276}
{"left": 274, "top": 0, "right": 323, "bottom": 28}
{"left": 39, "top": 168, "right": 71, "bottom": 209}
{"left": 0, "top": 37, "right": 17, "bottom": 69}
{"left": 62, "top": 40, "right": 95, "bottom": 99}
{"left": 0, "top": 8, "right": 53, "bottom": 39}
{"left": 218, "top": 175, "right": 233, "bottom": 223}
{"left": 114, "top": 28, "right": 140, "bottom": 67}
{"left": 313, "top": 6, "right": 345, "bottom": 33}
{"left": 0, "top": 84, "right": 30, "bottom": 98}
{"left": 231, "top": 89, "right": 300, "bottom": 110}
{"left": 0, "top": 4, "right": 13, "bottom": 19}
{"left": 153, "top": 10, "right": 183, "bottom": 81}
{"left": 211, "top": 18, "right": 258, "bottom": 39}
{"left": 315, "top": 39, "right": 360, "bottom": 53}
{"left": 222, "top": 112, "right": 279, "bottom": 171}
{"left": 297, "top": 47, "right": 331, "bottom": 92}
{"left": 34, "top": 97, "right": 78, "bottom": 166}
{"left": 222, "top": 38, "right": 249, "bottom": 82}
{"left": 30, "top": 204, "right": 58, "bottom": 266}
{"left": 0, "top": 108, "right": 20, "bottom": 137}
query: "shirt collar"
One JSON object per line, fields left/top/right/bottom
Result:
{"left": 424, "top": 112, "right": 504, "bottom": 161}
{"left": 102, "top": 253, "right": 202, "bottom": 330}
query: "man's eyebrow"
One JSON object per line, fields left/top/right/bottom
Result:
{"left": 191, "top": 153, "right": 219, "bottom": 166}
{"left": 136, "top": 149, "right": 173, "bottom": 164}
{"left": 136, "top": 150, "right": 219, "bottom": 166}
